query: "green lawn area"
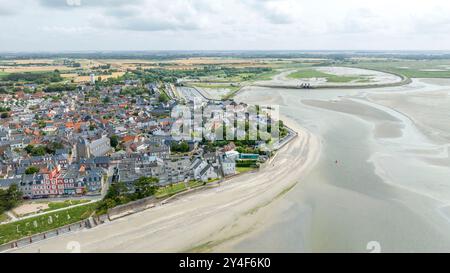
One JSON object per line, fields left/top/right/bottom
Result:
{"left": 43, "top": 200, "right": 90, "bottom": 212}
{"left": 154, "top": 179, "right": 219, "bottom": 199}
{"left": 155, "top": 182, "right": 187, "bottom": 198}
{"left": 287, "top": 69, "right": 360, "bottom": 83}
{"left": 236, "top": 166, "right": 258, "bottom": 174}
{"left": 351, "top": 60, "right": 450, "bottom": 78}
{"left": 206, "top": 178, "right": 220, "bottom": 183}
{"left": 0, "top": 203, "right": 96, "bottom": 245}
{"left": 187, "top": 180, "right": 205, "bottom": 188}
{"left": 0, "top": 213, "right": 9, "bottom": 223}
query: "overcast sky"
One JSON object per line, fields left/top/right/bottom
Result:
{"left": 1, "top": 0, "right": 450, "bottom": 51}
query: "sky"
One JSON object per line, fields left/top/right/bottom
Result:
{"left": 1, "top": 0, "right": 450, "bottom": 51}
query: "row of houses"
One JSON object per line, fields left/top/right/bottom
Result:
{"left": 1, "top": 163, "right": 104, "bottom": 198}
{"left": 113, "top": 154, "right": 223, "bottom": 186}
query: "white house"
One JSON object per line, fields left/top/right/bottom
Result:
{"left": 198, "top": 164, "right": 218, "bottom": 182}
{"left": 221, "top": 157, "right": 236, "bottom": 176}
{"left": 190, "top": 158, "right": 208, "bottom": 178}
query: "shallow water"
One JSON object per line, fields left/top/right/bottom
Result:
{"left": 232, "top": 79, "right": 450, "bottom": 252}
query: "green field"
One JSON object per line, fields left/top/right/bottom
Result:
{"left": 236, "top": 166, "right": 258, "bottom": 174}
{"left": 0, "top": 72, "right": 9, "bottom": 79}
{"left": 154, "top": 179, "right": 220, "bottom": 199}
{"left": 251, "top": 70, "right": 280, "bottom": 81}
{"left": 287, "top": 69, "right": 360, "bottom": 83}
{"left": 155, "top": 182, "right": 187, "bottom": 198}
{"left": 351, "top": 60, "right": 450, "bottom": 78}
{"left": 0, "top": 203, "right": 96, "bottom": 245}
{"left": 43, "top": 200, "right": 91, "bottom": 212}
{"left": 0, "top": 213, "right": 9, "bottom": 223}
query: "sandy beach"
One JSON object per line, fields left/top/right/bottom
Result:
{"left": 253, "top": 67, "right": 402, "bottom": 87}
{"left": 11, "top": 117, "right": 320, "bottom": 253}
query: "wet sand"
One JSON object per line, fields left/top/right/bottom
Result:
{"left": 254, "top": 67, "right": 402, "bottom": 87}
{"left": 220, "top": 79, "right": 450, "bottom": 252}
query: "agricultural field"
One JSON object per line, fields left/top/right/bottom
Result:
{"left": 0, "top": 59, "right": 73, "bottom": 74}
{"left": 0, "top": 58, "right": 127, "bottom": 86}
{"left": 61, "top": 71, "right": 125, "bottom": 83}
{"left": 350, "top": 59, "right": 450, "bottom": 78}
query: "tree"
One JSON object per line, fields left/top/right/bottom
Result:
{"left": 0, "top": 184, "right": 23, "bottom": 214}
{"left": 104, "top": 182, "right": 128, "bottom": 201}
{"left": 110, "top": 135, "right": 119, "bottom": 149}
{"left": 179, "top": 141, "right": 189, "bottom": 152}
{"left": 158, "top": 92, "right": 170, "bottom": 103}
{"left": 25, "top": 145, "right": 46, "bottom": 156}
{"left": 25, "top": 166, "right": 40, "bottom": 175}
{"left": 134, "top": 177, "right": 159, "bottom": 199}
{"left": 103, "top": 96, "right": 111, "bottom": 103}
{"left": 171, "top": 141, "right": 190, "bottom": 153}
{"left": 6, "top": 185, "right": 22, "bottom": 206}
{"left": 45, "top": 142, "right": 64, "bottom": 154}
{"left": 25, "top": 144, "right": 34, "bottom": 154}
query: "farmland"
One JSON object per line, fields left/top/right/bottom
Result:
{"left": 349, "top": 59, "right": 450, "bottom": 78}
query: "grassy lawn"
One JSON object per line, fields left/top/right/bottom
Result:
{"left": 206, "top": 178, "right": 220, "bottom": 183}
{"left": 155, "top": 179, "right": 220, "bottom": 199}
{"left": 236, "top": 166, "right": 258, "bottom": 174}
{"left": 0, "top": 203, "right": 96, "bottom": 245}
{"left": 0, "top": 213, "right": 9, "bottom": 223}
{"left": 188, "top": 180, "right": 205, "bottom": 188}
{"left": 288, "top": 69, "right": 360, "bottom": 83}
{"left": 43, "top": 200, "right": 90, "bottom": 212}
{"left": 155, "top": 182, "right": 187, "bottom": 198}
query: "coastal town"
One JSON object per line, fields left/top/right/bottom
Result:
{"left": 4, "top": 0, "right": 450, "bottom": 259}
{"left": 0, "top": 61, "right": 291, "bottom": 232}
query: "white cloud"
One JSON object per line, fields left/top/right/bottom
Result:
{"left": 2, "top": 0, "right": 450, "bottom": 50}
{"left": 90, "top": 0, "right": 211, "bottom": 32}
{"left": 248, "top": 0, "right": 304, "bottom": 24}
